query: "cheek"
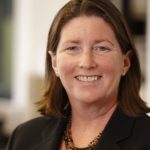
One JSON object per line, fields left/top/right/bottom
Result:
{"left": 101, "top": 57, "right": 123, "bottom": 76}
{"left": 56, "top": 56, "right": 75, "bottom": 76}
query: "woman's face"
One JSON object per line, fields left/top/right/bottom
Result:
{"left": 50, "top": 16, "right": 130, "bottom": 106}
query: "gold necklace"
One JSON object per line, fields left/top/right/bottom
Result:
{"left": 63, "top": 118, "right": 103, "bottom": 150}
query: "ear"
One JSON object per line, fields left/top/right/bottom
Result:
{"left": 122, "top": 51, "right": 132, "bottom": 76}
{"left": 48, "top": 51, "right": 58, "bottom": 76}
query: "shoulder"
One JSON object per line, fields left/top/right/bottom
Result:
{"left": 134, "top": 114, "right": 150, "bottom": 126}
{"left": 13, "top": 115, "right": 63, "bottom": 137}
{"left": 134, "top": 114, "right": 150, "bottom": 132}
{"left": 120, "top": 114, "right": 150, "bottom": 149}
{"left": 17, "top": 116, "right": 53, "bottom": 131}
{"left": 111, "top": 109, "right": 150, "bottom": 149}
{"left": 6, "top": 116, "right": 66, "bottom": 150}
{"left": 16, "top": 116, "right": 49, "bottom": 130}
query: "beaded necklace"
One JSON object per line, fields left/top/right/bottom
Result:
{"left": 63, "top": 118, "right": 103, "bottom": 150}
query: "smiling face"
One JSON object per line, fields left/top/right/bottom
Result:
{"left": 50, "top": 15, "right": 130, "bottom": 107}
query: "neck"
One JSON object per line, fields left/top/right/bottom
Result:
{"left": 69, "top": 101, "right": 117, "bottom": 134}
{"left": 66, "top": 101, "right": 117, "bottom": 148}
{"left": 71, "top": 100, "right": 117, "bottom": 122}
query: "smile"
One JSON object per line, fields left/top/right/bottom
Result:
{"left": 75, "top": 75, "right": 101, "bottom": 82}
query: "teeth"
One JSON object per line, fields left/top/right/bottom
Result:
{"left": 76, "top": 76, "right": 100, "bottom": 82}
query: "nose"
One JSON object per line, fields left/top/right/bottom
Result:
{"left": 79, "top": 50, "right": 97, "bottom": 69}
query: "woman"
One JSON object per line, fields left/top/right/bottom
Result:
{"left": 6, "top": 0, "right": 150, "bottom": 150}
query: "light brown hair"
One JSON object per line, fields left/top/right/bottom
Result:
{"left": 37, "top": 0, "right": 150, "bottom": 117}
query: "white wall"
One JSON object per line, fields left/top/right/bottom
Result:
{"left": 145, "top": 0, "right": 150, "bottom": 105}
{"left": 0, "top": 0, "right": 69, "bottom": 134}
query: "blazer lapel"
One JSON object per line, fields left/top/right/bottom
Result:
{"left": 31, "top": 117, "right": 67, "bottom": 150}
{"left": 94, "top": 107, "right": 135, "bottom": 150}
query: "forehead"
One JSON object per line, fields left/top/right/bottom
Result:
{"left": 59, "top": 15, "right": 118, "bottom": 45}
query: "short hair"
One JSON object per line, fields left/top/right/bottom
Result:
{"left": 37, "top": 0, "right": 150, "bottom": 117}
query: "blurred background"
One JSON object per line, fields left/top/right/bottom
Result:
{"left": 0, "top": 0, "right": 150, "bottom": 149}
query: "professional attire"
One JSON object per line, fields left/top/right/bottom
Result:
{"left": 6, "top": 107, "right": 150, "bottom": 150}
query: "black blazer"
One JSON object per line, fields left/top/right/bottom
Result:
{"left": 6, "top": 108, "right": 150, "bottom": 150}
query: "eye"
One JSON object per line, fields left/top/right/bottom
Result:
{"left": 66, "top": 46, "right": 78, "bottom": 51}
{"left": 65, "top": 46, "right": 81, "bottom": 54}
{"left": 94, "top": 46, "right": 111, "bottom": 52}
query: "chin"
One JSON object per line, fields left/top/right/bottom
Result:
{"left": 77, "top": 96, "right": 102, "bottom": 104}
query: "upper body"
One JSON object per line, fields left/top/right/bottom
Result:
{"left": 6, "top": 0, "right": 150, "bottom": 149}
{"left": 6, "top": 107, "right": 150, "bottom": 150}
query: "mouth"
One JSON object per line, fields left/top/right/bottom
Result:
{"left": 75, "top": 75, "right": 102, "bottom": 82}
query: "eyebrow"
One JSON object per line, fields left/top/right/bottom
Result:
{"left": 61, "top": 39, "right": 114, "bottom": 46}
{"left": 62, "top": 40, "right": 81, "bottom": 45}
{"left": 93, "top": 40, "right": 114, "bottom": 46}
